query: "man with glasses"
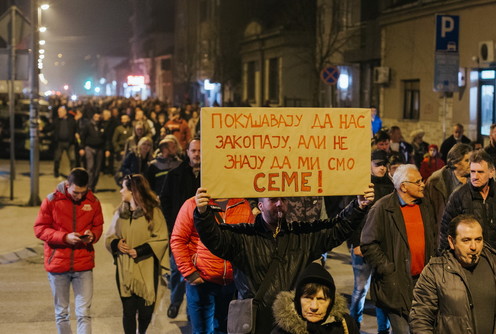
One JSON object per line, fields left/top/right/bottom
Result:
{"left": 439, "top": 149, "right": 496, "bottom": 250}
{"left": 34, "top": 168, "right": 104, "bottom": 334}
{"left": 361, "top": 164, "right": 436, "bottom": 333}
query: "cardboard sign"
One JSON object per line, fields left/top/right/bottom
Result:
{"left": 201, "top": 107, "right": 371, "bottom": 198}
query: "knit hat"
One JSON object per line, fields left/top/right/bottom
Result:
{"left": 372, "top": 149, "right": 388, "bottom": 164}
{"left": 294, "top": 263, "right": 336, "bottom": 322}
{"left": 428, "top": 144, "right": 439, "bottom": 151}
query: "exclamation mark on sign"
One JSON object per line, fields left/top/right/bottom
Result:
{"left": 318, "top": 170, "right": 323, "bottom": 193}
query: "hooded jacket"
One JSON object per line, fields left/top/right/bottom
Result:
{"left": 410, "top": 247, "right": 496, "bottom": 334}
{"left": 171, "top": 197, "right": 254, "bottom": 285}
{"left": 34, "top": 181, "right": 104, "bottom": 273}
{"left": 271, "top": 263, "right": 358, "bottom": 334}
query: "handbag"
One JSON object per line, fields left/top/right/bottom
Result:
{"left": 227, "top": 236, "right": 289, "bottom": 334}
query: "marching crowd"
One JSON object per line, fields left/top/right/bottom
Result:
{"left": 33, "top": 98, "right": 496, "bottom": 334}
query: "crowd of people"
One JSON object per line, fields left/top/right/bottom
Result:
{"left": 33, "top": 98, "right": 496, "bottom": 334}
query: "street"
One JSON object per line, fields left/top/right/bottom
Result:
{"left": 0, "top": 159, "right": 377, "bottom": 333}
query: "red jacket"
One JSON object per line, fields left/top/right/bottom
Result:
{"left": 171, "top": 197, "right": 254, "bottom": 285}
{"left": 420, "top": 156, "right": 445, "bottom": 181}
{"left": 34, "top": 182, "right": 104, "bottom": 273}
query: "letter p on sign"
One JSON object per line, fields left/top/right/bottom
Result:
{"left": 441, "top": 16, "right": 454, "bottom": 37}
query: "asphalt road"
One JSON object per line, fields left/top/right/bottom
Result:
{"left": 0, "top": 158, "right": 378, "bottom": 333}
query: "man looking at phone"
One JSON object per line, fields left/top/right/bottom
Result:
{"left": 34, "top": 168, "right": 104, "bottom": 334}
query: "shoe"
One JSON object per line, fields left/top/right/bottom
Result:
{"left": 167, "top": 304, "right": 180, "bottom": 318}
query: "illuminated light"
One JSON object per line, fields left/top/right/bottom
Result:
{"left": 39, "top": 49, "right": 45, "bottom": 54}
{"left": 40, "top": 4, "right": 50, "bottom": 10}
{"left": 39, "top": 26, "right": 47, "bottom": 33}
{"left": 94, "top": 87, "right": 101, "bottom": 93}
{"left": 57, "top": 53, "right": 63, "bottom": 59}
{"left": 39, "top": 55, "right": 45, "bottom": 60}
{"left": 54, "top": 61, "right": 59, "bottom": 66}
{"left": 338, "top": 73, "right": 349, "bottom": 90}
{"left": 71, "top": 95, "right": 78, "bottom": 101}
{"left": 44, "top": 90, "right": 53, "bottom": 96}
{"left": 84, "top": 80, "right": 92, "bottom": 90}
{"left": 39, "top": 73, "right": 48, "bottom": 85}
{"left": 112, "top": 80, "right": 117, "bottom": 86}
{"left": 38, "top": 63, "right": 43, "bottom": 69}
{"left": 99, "top": 78, "right": 106, "bottom": 84}
{"left": 63, "top": 85, "right": 69, "bottom": 91}
{"left": 39, "top": 40, "right": 46, "bottom": 45}
{"left": 204, "top": 79, "right": 216, "bottom": 90}
{"left": 127, "top": 75, "right": 145, "bottom": 86}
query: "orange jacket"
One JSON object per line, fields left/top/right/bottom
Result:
{"left": 171, "top": 197, "right": 254, "bottom": 285}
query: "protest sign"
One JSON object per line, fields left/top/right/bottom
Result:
{"left": 201, "top": 107, "right": 370, "bottom": 198}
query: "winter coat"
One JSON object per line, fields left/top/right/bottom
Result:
{"left": 105, "top": 203, "right": 169, "bottom": 306}
{"left": 53, "top": 116, "right": 77, "bottom": 144}
{"left": 119, "top": 151, "right": 152, "bottom": 177}
{"left": 34, "top": 181, "right": 104, "bottom": 273}
{"left": 424, "top": 166, "right": 461, "bottom": 240}
{"left": 439, "top": 179, "right": 496, "bottom": 251}
{"left": 160, "top": 161, "right": 200, "bottom": 233}
{"left": 271, "top": 293, "right": 358, "bottom": 334}
{"left": 79, "top": 119, "right": 108, "bottom": 149}
{"left": 410, "top": 247, "right": 496, "bottom": 334}
{"left": 348, "top": 174, "right": 394, "bottom": 248}
{"left": 194, "top": 200, "right": 366, "bottom": 334}
{"left": 145, "top": 154, "right": 182, "bottom": 196}
{"left": 440, "top": 134, "right": 471, "bottom": 163}
{"left": 360, "top": 192, "right": 436, "bottom": 317}
{"left": 171, "top": 197, "right": 254, "bottom": 285}
{"left": 112, "top": 123, "right": 133, "bottom": 155}
{"left": 419, "top": 156, "right": 445, "bottom": 181}
{"left": 164, "top": 119, "right": 191, "bottom": 150}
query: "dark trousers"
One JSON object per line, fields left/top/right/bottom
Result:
{"left": 53, "top": 142, "right": 76, "bottom": 175}
{"left": 121, "top": 294, "right": 155, "bottom": 334}
{"left": 84, "top": 146, "right": 103, "bottom": 190}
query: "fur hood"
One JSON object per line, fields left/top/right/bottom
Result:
{"left": 272, "top": 290, "right": 349, "bottom": 334}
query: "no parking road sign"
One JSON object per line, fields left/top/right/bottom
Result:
{"left": 321, "top": 66, "right": 340, "bottom": 86}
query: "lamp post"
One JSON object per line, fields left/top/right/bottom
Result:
{"left": 27, "top": 0, "right": 42, "bottom": 206}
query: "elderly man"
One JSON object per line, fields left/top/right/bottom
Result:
{"left": 361, "top": 164, "right": 436, "bottom": 333}
{"left": 194, "top": 186, "right": 374, "bottom": 334}
{"left": 439, "top": 149, "right": 496, "bottom": 250}
{"left": 440, "top": 123, "right": 471, "bottom": 163}
{"left": 410, "top": 215, "right": 496, "bottom": 333}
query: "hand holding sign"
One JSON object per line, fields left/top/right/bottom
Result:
{"left": 357, "top": 183, "right": 375, "bottom": 210}
{"left": 196, "top": 188, "right": 211, "bottom": 214}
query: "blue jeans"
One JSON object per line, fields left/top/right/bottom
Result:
{"left": 349, "top": 251, "right": 372, "bottom": 324}
{"left": 169, "top": 254, "right": 186, "bottom": 306}
{"left": 349, "top": 250, "right": 390, "bottom": 331}
{"left": 186, "top": 281, "right": 236, "bottom": 334}
{"left": 48, "top": 270, "right": 93, "bottom": 334}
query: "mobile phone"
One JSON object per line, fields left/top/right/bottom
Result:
{"left": 79, "top": 234, "right": 90, "bottom": 240}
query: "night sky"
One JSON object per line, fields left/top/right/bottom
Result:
{"left": 37, "top": 0, "right": 132, "bottom": 94}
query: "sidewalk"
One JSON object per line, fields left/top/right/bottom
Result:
{"left": 0, "top": 159, "right": 121, "bottom": 263}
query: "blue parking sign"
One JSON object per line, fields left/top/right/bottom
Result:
{"left": 435, "top": 15, "right": 459, "bottom": 53}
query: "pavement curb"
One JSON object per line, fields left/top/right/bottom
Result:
{"left": 0, "top": 243, "right": 44, "bottom": 265}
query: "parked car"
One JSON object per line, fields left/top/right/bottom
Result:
{"left": 0, "top": 99, "right": 54, "bottom": 159}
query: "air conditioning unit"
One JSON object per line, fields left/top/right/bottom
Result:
{"left": 479, "top": 41, "right": 495, "bottom": 63}
{"left": 373, "top": 67, "right": 390, "bottom": 84}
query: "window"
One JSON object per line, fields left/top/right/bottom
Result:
{"left": 161, "top": 59, "right": 171, "bottom": 71}
{"left": 403, "top": 79, "right": 420, "bottom": 120}
{"left": 247, "top": 61, "right": 256, "bottom": 101}
{"left": 268, "top": 58, "right": 279, "bottom": 102}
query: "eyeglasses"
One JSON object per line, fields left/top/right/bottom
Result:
{"left": 402, "top": 179, "right": 424, "bottom": 186}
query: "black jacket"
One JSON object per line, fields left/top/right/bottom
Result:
{"left": 160, "top": 161, "right": 200, "bottom": 233}
{"left": 439, "top": 179, "right": 496, "bottom": 250}
{"left": 194, "top": 200, "right": 366, "bottom": 334}
{"left": 440, "top": 134, "right": 471, "bottom": 163}
{"left": 53, "top": 116, "right": 77, "bottom": 144}
{"left": 361, "top": 192, "right": 436, "bottom": 318}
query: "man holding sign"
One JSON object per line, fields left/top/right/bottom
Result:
{"left": 193, "top": 186, "right": 374, "bottom": 334}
